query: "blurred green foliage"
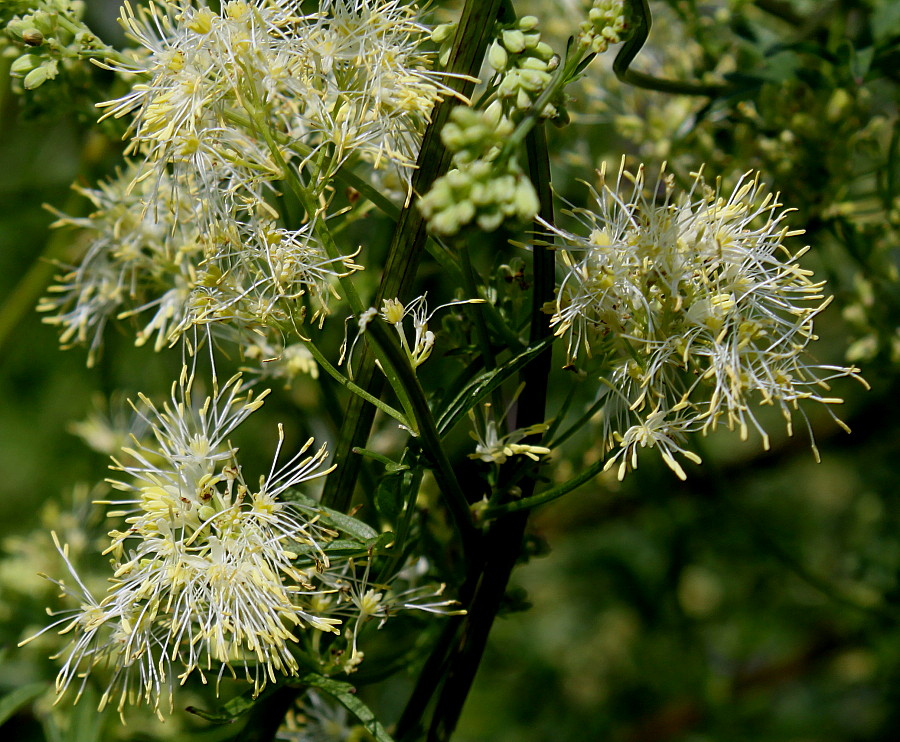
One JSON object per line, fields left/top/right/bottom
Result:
{"left": 2, "top": 0, "right": 900, "bottom": 740}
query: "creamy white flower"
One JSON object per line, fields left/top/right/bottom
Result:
{"left": 39, "top": 162, "right": 205, "bottom": 363}
{"left": 545, "top": 162, "right": 866, "bottom": 475}
{"left": 28, "top": 364, "right": 341, "bottom": 714}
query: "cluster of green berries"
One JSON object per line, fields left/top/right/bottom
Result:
{"left": 419, "top": 156, "right": 539, "bottom": 237}
{"left": 419, "top": 100, "right": 540, "bottom": 238}
{"left": 440, "top": 102, "right": 513, "bottom": 166}
{"left": 4, "top": 0, "right": 98, "bottom": 89}
{"left": 578, "top": 0, "right": 630, "bottom": 54}
{"left": 487, "top": 15, "right": 566, "bottom": 124}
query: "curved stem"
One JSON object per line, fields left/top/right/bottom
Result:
{"left": 614, "top": 0, "right": 731, "bottom": 98}
{"left": 301, "top": 338, "right": 411, "bottom": 429}
{"left": 486, "top": 455, "right": 607, "bottom": 516}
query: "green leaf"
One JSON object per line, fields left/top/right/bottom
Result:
{"left": 186, "top": 705, "right": 243, "bottom": 724}
{"left": 435, "top": 337, "right": 554, "bottom": 435}
{"left": 352, "top": 447, "right": 408, "bottom": 474}
{"left": 68, "top": 687, "right": 105, "bottom": 742}
{"left": 365, "top": 532, "right": 395, "bottom": 554}
{"left": 0, "top": 682, "right": 46, "bottom": 727}
{"left": 850, "top": 46, "right": 875, "bottom": 82}
{"left": 185, "top": 689, "right": 257, "bottom": 725}
{"left": 320, "top": 538, "right": 376, "bottom": 555}
{"left": 317, "top": 534, "right": 394, "bottom": 558}
{"left": 299, "top": 673, "right": 396, "bottom": 742}
{"left": 374, "top": 473, "right": 405, "bottom": 521}
{"left": 286, "top": 492, "right": 380, "bottom": 541}
{"left": 872, "top": 1, "right": 900, "bottom": 46}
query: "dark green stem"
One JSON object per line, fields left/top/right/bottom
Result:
{"left": 486, "top": 454, "right": 607, "bottom": 517}
{"left": 321, "top": 0, "right": 508, "bottom": 512}
{"left": 425, "top": 125, "right": 557, "bottom": 742}
{"left": 366, "top": 320, "right": 479, "bottom": 558}
{"left": 229, "top": 686, "right": 299, "bottom": 742}
{"left": 615, "top": 0, "right": 731, "bottom": 98}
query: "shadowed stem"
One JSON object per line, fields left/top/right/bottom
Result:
{"left": 400, "top": 124, "right": 556, "bottom": 742}
{"left": 615, "top": 0, "right": 731, "bottom": 97}
{"left": 321, "top": 0, "right": 509, "bottom": 513}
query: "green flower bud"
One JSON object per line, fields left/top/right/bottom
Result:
{"left": 483, "top": 100, "right": 505, "bottom": 128}
{"left": 431, "top": 22, "right": 456, "bottom": 43}
{"left": 10, "top": 54, "right": 40, "bottom": 76}
{"left": 30, "top": 9, "right": 58, "bottom": 36}
{"left": 6, "top": 19, "right": 30, "bottom": 39}
{"left": 497, "top": 71, "right": 519, "bottom": 97}
{"left": 421, "top": 158, "right": 539, "bottom": 237}
{"left": 519, "top": 69, "right": 548, "bottom": 93}
{"left": 22, "top": 28, "right": 45, "bottom": 46}
{"left": 522, "top": 31, "right": 541, "bottom": 49}
{"left": 534, "top": 41, "right": 555, "bottom": 61}
{"left": 518, "top": 16, "right": 539, "bottom": 31}
{"left": 516, "top": 88, "right": 532, "bottom": 110}
{"left": 501, "top": 29, "right": 526, "bottom": 54}
{"left": 516, "top": 180, "right": 540, "bottom": 219}
{"left": 520, "top": 56, "right": 549, "bottom": 72}
{"left": 477, "top": 209, "right": 505, "bottom": 232}
{"left": 23, "top": 60, "right": 58, "bottom": 89}
{"left": 487, "top": 41, "right": 508, "bottom": 72}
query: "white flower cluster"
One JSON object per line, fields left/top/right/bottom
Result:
{"left": 24, "top": 365, "right": 338, "bottom": 714}
{"left": 23, "top": 363, "right": 457, "bottom": 715}
{"left": 547, "top": 162, "right": 864, "bottom": 479}
{"left": 43, "top": 0, "right": 452, "bottom": 366}
{"left": 41, "top": 161, "right": 357, "bottom": 367}
{"left": 105, "top": 0, "right": 451, "bottom": 193}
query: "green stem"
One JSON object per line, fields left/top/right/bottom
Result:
{"left": 459, "top": 245, "right": 497, "bottom": 373}
{"left": 0, "top": 231, "right": 67, "bottom": 358}
{"left": 547, "top": 390, "right": 608, "bottom": 449}
{"left": 249, "top": 104, "right": 421, "bottom": 430}
{"left": 376, "top": 454, "right": 426, "bottom": 584}
{"left": 321, "top": 0, "right": 509, "bottom": 513}
{"left": 486, "top": 455, "right": 607, "bottom": 516}
{"left": 301, "top": 338, "right": 411, "bottom": 429}
{"left": 426, "top": 124, "right": 557, "bottom": 742}
{"left": 366, "top": 320, "right": 479, "bottom": 558}
{"left": 53, "top": 13, "right": 139, "bottom": 71}
{"left": 614, "top": 0, "right": 731, "bottom": 98}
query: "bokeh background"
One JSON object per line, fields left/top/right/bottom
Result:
{"left": 1, "top": 1, "right": 899, "bottom": 740}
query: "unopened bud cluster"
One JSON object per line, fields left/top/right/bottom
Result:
{"left": 4, "top": 0, "right": 98, "bottom": 90}
{"left": 420, "top": 101, "right": 540, "bottom": 237}
{"left": 431, "top": 20, "right": 457, "bottom": 68}
{"left": 579, "top": 0, "right": 630, "bottom": 53}
{"left": 440, "top": 103, "right": 513, "bottom": 166}
{"left": 487, "top": 15, "right": 565, "bottom": 123}
{"left": 419, "top": 158, "right": 540, "bottom": 236}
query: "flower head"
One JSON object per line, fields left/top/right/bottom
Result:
{"left": 25, "top": 362, "right": 340, "bottom": 715}
{"left": 546, "top": 161, "right": 866, "bottom": 477}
